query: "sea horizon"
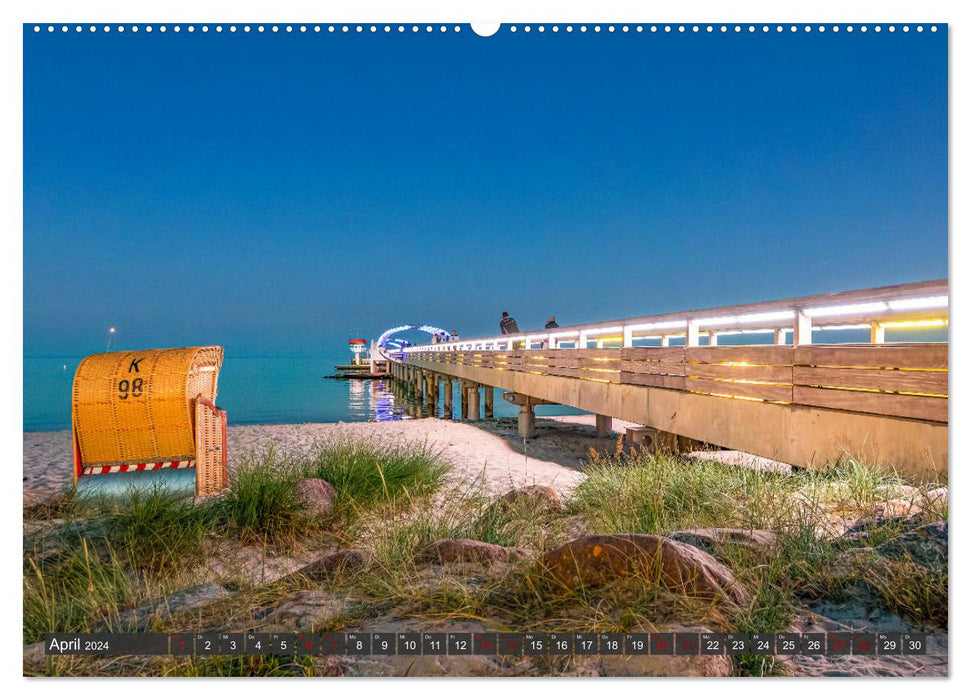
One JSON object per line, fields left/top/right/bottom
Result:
{"left": 23, "top": 351, "right": 586, "bottom": 432}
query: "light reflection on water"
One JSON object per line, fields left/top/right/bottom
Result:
{"left": 345, "top": 378, "right": 412, "bottom": 422}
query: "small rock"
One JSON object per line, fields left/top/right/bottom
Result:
{"left": 670, "top": 528, "right": 778, "bottom": 555}
{"left": 873, "top": 499, "right": 921, "bottom": 519}
{"left": 295, "top": 549, "right": 370, "bottom": 581}
{"left": 296, "top": 478, "right": 338, "bottom": 518}
{"left": 877, "top": 521, "right": 947, "bottom": 570}
{"left": 415, "top": 539, "right": 525, "bottom": 565}
{"left": 263, "top": 590, "right": 349, "bottom": 628}
{"left": 560, "top": 515, "right": 588, "bottom": 543}
{"left": 23, "top": 642, "right": 46, "bottom": 670}
{"left": 496, "top": 485, "right": 563, "bottom": 513}
{"left": 921, "top": 487, "right": 948, "bottom": 510}
{"left": 118, "top": 582, "right": 231, "bottom": 630}
{"left": 533, "top": 534, "right": 749, "bottom": 605}
{"left": 208, "top": 546, "right": 315, "bottom": 586}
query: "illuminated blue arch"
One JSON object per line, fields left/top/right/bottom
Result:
{"left": 376, "top": 324, "right": 450, "bottom": 348}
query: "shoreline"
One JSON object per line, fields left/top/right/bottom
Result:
{"left": 22, "top": 414, "right": 636, "bottom": 505}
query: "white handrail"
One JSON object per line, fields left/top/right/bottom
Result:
{"left": 405, "top": 279, "right": 948, "bottom": 352}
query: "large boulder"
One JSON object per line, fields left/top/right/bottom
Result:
{"left": 415, "top": 539, "right": 525, "bottom": 565}
{"left": 532, "top": 534, "right": 749, "bottom": 605}
{"left": 877, "top": 521, "right": 947, "bottom": 570}
{"left": 296, "top": 478, "right": 338, "bottom": 518}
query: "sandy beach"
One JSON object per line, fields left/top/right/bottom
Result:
{"left": 22, "top": 414, "right": 638, "bottom": 505}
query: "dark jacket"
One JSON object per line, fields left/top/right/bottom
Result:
{"left": 545, "top": 320, "right": 559, "bottom": 329}
{"left": 500, "top": 316, "right": 520, "bottom": 334}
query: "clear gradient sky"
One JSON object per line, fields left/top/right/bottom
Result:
{"left": 23, "top": 25, "right": 947, "bottom": 356}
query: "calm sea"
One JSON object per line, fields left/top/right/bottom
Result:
{"left": 23, "top": 354, "right": 583, "bottom": 432}
{"left": 23, "top": 326, "right": 945, "bottom": 432}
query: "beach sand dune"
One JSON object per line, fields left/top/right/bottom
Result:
{"left": 22, "top": 415, "right": 635, "bottom": 505}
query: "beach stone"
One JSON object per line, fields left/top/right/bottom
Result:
{"left": 873, "top": 498, "right": 921, "bottom": 519}
{"left": 877, "top": 521, "right": 947, "bottom": 570}
{"left": 533, "top": 534, "right": 749, "bottom": 605}
{"left": 840, "top": 513, "right": 927, "bottom": 542}
{"left": 23, "top": 642, "right": 46, "bottom": 670}
{"left": 263, "top": 590, "right": 350, "bottom": 628}
{"left": 294, "top": 548, "right": 370, "bottom": 581}
{"left": 670, "top": 528, "right": 778, "bottom": 555}
{"left": 118, "top": 582, "right": 231, "bottom": 630}
{"left": 296, "top": 478, "right": 337, "bottom": 518}
{"left": 921, "top": 487, "right": 948, "bottom": 510}
{"left": 207, "top": 545, "right": 315, "bottom": 586}
{"left": 337, "top": 617, "right": 513, "bottom": 677}
{"left": 415, "top": 538, "right": 525, "bottom": 565}
{"left": 785, "top": 610, "right": 948, "bottom": 677}
{"left": 496, "top": 485, "right": 563, "bottom": 513}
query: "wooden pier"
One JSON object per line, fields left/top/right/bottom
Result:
{"left": 388, "top": 280, "right": 948, "bottom": 477}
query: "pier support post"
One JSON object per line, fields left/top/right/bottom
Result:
{"left": 433, "top": 375, "right": 441, "bottom": 417}
{"left": 870, "top": 322, "right": 886, "bottom": 344}
{"left": 484, "top": 386, "right": 494, "bottom": 419}
{"left": 468, "top": 384, "right": 480, "bottom": 421}
{"left": 414, "top": 369, "right": 424, "bottom": 404}
{"left": 424, "top": 372, "right": 436, "bottom": 416}
{"left": 793, "top": 311, "right": 812, "bottom": 346}
{"left": 518, "top": 404, "right": 536, "bottom": 439}
{"left": 443, "top": 378, "right": 453, "bottom": 419}
{"left": 460, "top": 381, "right": 469, "bottom": 419}
{"left": 687, "top": 321, "right": 700, "bottom": 347}
{"left": 595, "top": 414, "right": 613, "bottom": 438}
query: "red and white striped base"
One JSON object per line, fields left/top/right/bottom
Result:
{"left": 81, "top": 460, "right": 195, "bottom": 476}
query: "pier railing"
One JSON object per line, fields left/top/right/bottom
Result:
{"left": 406, "top": 279, "right": 948, "bottom": 352}
{"left": 406, "top": 343, "right": 947, "bottom": 424}
{"left": 395, "top": 280, "right": 947, "bottom": 472}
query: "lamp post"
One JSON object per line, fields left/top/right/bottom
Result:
{"left": 106, "top": 327, "right": 116, "bottom": 351}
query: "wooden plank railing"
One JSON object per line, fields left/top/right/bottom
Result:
{"left": 406, "top": 342, "right": 948, "bottom": 424}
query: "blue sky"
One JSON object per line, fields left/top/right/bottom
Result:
{"left": 23, "top": 25, "right": 947, "bottom": 356}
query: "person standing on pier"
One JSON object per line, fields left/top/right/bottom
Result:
{"left": 545, "top": 316, "right": 559, "bottom": 329}
{"left": 500, "top": 311, "right": 520, "bottom": 335}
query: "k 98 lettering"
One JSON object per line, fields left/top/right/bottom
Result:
{"left": 117, "top": 377, "right": 144, "bottom": 399}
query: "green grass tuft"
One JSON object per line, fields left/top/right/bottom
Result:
{"left": 100, "top": 487, "right": 211, "bottom": 571}
{"left": 23, "top": 537, "right": 137, "bottom": 644}
{"left": 209, "top": 449, "right": 309, "bottom": 546}
{"left": 298, "top": 438, "right": 448, "bottom": 510}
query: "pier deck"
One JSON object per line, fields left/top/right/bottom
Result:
{"left": 390, "top": 280, "right": 948, "bottom": 476}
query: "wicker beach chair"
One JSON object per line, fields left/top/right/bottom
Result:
{"left": 71, "top": 346, "right": 229, "bottom": 497}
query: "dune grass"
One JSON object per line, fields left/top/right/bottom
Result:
{"left": 99, "top": 487, "right": 212, "bottom": 571}
{"left": 24, "top": 439, "right": 947, "bottom": 677}
{"left": 22, "top": 438, "right": 453, "bottom": 653}
{"left": 24, "top": 537, "right": 137, "bottom": 644}
{"left": 298, "top": 438, "right": 449, "bottom": 510}
{"left": 208, "top": 449, "right": 310, "bottom": 546}
{"left": 571, "top": 452, "right": 798, "bottom": 533}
